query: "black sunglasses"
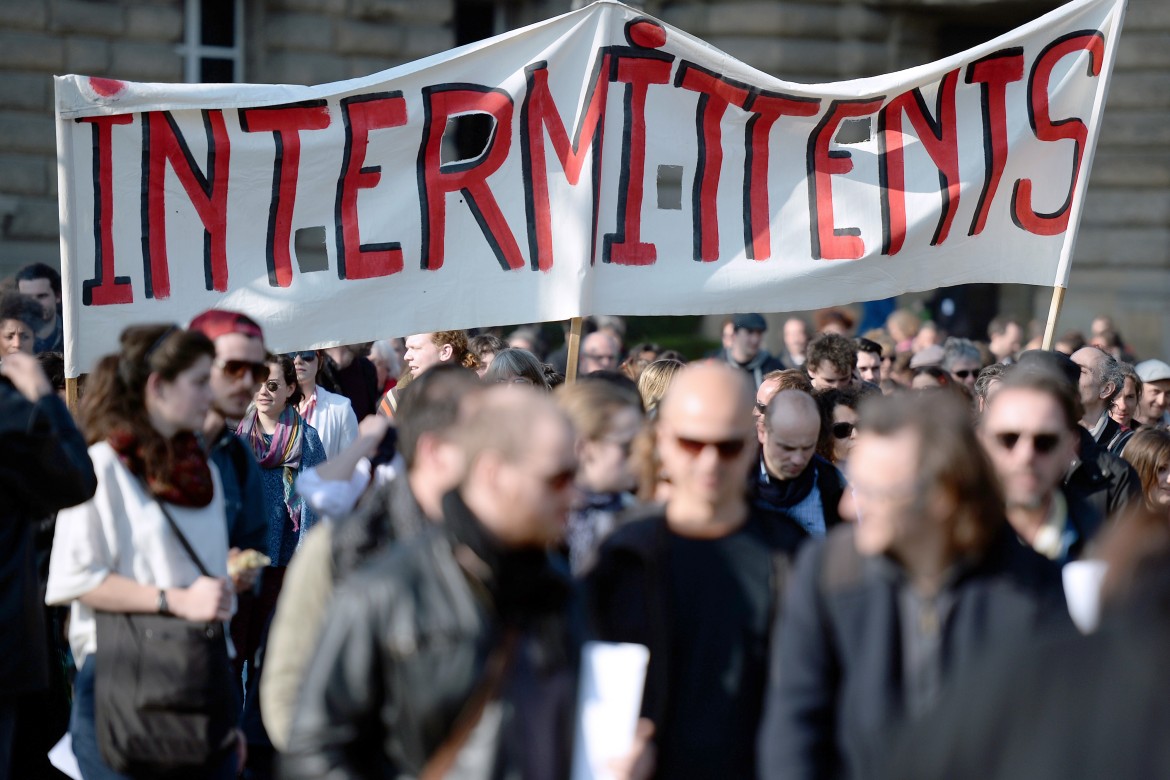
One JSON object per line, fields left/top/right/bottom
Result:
{"left": 262, "top": 380, "right": 282, "bottom": 393}
{"left": 287, "top": 351, "right": 317, "bottom": 362}
{"left": 755, "top": 401, "right": 768, "bottom": 415}
{"left": 674, "top": 435, "right": 748, "bottom": 460}
{"left": 953, "top": 369, "right": 978, "bottom": 379}
{"left": 831, "top": 422, "right": 855, "bottom": 440}
{"left": 215, "top": 359, "right": 268, "bottom": 383}
{"left": 993, "top": 431, "right": 1062, "bottom": 455}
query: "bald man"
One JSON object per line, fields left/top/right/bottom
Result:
{"left": 587, "top": 363, "right": 802, "bottom": 779}
{"left": 754, "top": 389, "right": 846, "bottom": 538}
{"left": 285, "top": 387, "right": 582, "bottom": 778}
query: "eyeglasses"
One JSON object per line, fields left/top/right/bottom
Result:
{"left": 584, "top": 353, "right": 616, "bottom": 362}
{"left": 287, "top": 351, "right": 317, "bottom": 362}
{"left": 215, "top": 359, "right": 268, "bottom": 383}
{"left": 263, "top": 380, "right": 282, "bottom": 393}
{"left": 831, "top": 422, "right": 855, "bottom": 440}
{"left": 953, "top": 369, "right": 978, "bottom": 380}
{"left": 754, "top": 402, "right": 768, "bottom": 415}
{"left": 673, "top": 434, "right": 748, "bottom": 460}
{"left": 991, "top": 431, "right": 1063, "bottom": 455}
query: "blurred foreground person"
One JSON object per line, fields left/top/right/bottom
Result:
{"left": 588, "top": 363, "right": 800, "bottom": 779}
{"left": 283, "top": 387, "right": 583, "bottom": 778}
{"left": 261, "top": 365, "right": 482, "bottom": 750}
{"left": 758, "top": 392, "right": 1068, "bottom": 780}
{"left": 881, "top": 502, "right": 1170, "bottom": 780}
{"left": 0, "top": 353, "right": 96, "bottom": 778}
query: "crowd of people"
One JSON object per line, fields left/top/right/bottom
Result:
{"left": 4, "top": 260, "right": 1170, "bottom": 779}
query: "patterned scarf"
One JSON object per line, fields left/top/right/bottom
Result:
{"left": 237, "top": 404, "right": 307, "bottom": 531}
{"left": 107, "top": 428, "right": 214, "bottom": 508}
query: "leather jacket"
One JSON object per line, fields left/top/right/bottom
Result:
{"left": 281, "top": 490, "right": 581, "bottom": 779}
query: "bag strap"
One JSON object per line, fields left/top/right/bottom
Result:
{"left": 418, "top": 626, "right": 520, "bottom": 780}
{"left": 145, "top": 482, "right": 212, "bottom": 578}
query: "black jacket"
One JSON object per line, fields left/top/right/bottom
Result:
{"left": 757, "top": 523, "right": 1070, "bottom": 780}
{"left": 0, "top": 386, "right": 96, "bottom": 694}
{"left": 751, "top": 454, "right": 847, "bottom": 537}
{"left": 585, "top": 506, "right": 802, "bottom": 777}
{"left": 1065, "top": 427, "right": 1139, "bottom": 522}
{"left": 282, "top": 491, "right": 581, "bottom": 779}
{"left": 329, "top": 470, "right": 429, "bottom": 581}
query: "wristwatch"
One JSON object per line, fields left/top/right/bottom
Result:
{"left": 156, "top": 588, "right": 172, "bottom": 616}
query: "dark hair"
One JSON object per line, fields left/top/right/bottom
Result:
{"left": 37, "top": 351, "right": 65, "bottom": 392}
{"left": 913, "top": 365, "right": 952, "bottom": 386}
{"left": 394, "top": 363, "right": 483, "bottom": 469}
{"left": 0, "top": 292, "right": 40, "bottom": 330}
{"left": 81, "top": 324, "right": 215, "bottom": 481}
{"left": 813, "top": 384, "right": 879, "bottom": 461}
{"left": 987, "top": 316, "right": 1020, "bottom": 338}
{"left": 268, "top": 354, "right": 305, "bottom": 409}
{"left": 860, "top": 391, "right": 1008, "bottom": 558}
{"left": 807, "top": 333, "right": 858, "bottom": 374}
{"left": 854, "top": 337, "right": 882, "bottom": 357}
{"left": 15, "top": 262, "right": 61, "bottom": 296}
{"left": 468, "top": 333, "right": 507, "bottom": 361}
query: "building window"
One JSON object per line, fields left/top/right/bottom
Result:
{"left": 179, "top": 0, "right": 245, "bottom": 83}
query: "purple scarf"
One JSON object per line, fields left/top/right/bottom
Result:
{"left": 238, "top": 404, "right": 306, "bottom": 531}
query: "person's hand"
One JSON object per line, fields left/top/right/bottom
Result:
{"left": 356, "top": 414, "right": 391, "bottom": 457}
{"left": 170, "top": 576, "right": 232, "bottom": 622}
{"left": 0, "top": 352, "right": 52, "bottom": 402}
{"left": 608, "top": 719, "right": 656, "bottom": 780}
{"left": 227, "top": 548, "right": 261, "bottom": 592}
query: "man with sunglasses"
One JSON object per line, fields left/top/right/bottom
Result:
{"left": 754, "top": 389, "right": 846, "bottom": 539}
{"left": 979, "top": 367, "right": 1104, "bottom": 564}
{"left": 189, "top": 309, "right": 269, "bottom": 558}
{"left": 587, "top": 363, "right": 802, "bottom": 779}
{"left": 941, "top": 337, "right": 983, "bottom": 391}
{"left": 284, "top": 387, "right": 585, "bottom": 778}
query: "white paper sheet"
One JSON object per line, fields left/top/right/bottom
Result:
{"left": 571, "top": 641, "right": 651, "bottom": 780}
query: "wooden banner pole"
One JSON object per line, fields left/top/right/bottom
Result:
{"left": 1040, "top": 285, "right": 1067, "bottom": 351}
{"left": 65, "top": 376, "right": 80, "bottom": 415}
{"left": 564, "top": 317, "right": 584, "bottom": 384}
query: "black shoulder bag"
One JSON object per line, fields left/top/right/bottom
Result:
{"left": 94, "top": 498, "right": 239, "bottom": 776}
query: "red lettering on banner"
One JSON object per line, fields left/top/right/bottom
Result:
{"left": 675, "top": 63, "right": 751, "bottom": 263}
{"left": 419, "top": 85, "right": 523, "bottom": 271}
{"left": 78, "top": 114, "right": 134, "bottom": 306}
{"left": 965, "top": 48, "right": 1025, "bottom": 236}
{"left": 603, "top": 19, "right": 673, "bottom": 266}
{"left": 807, "top": 98, "right": 884, "bottom": 260}
{"left": 741, "top": 91, "right": 821, "bottom": 261}
{"left": 239, "top": 101, "right": 332, "bottom": 287}
{"left": 142, "top": 111, "right": 231, "bottom": 298}
{"left": 1012, "top": 31, "right": 1105, "bottom": 236}
{"left": 335, "top": 93, "right": 408, "bottom": 280}
{"left": 521, "top": 55, "right": 610, "bottom": 271}
{"left": 878, "top": 70, "right": 961, "bottom": 256}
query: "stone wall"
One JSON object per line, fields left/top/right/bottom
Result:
{"left": 1, "top": 0, "right": 1166, "bottom": 356}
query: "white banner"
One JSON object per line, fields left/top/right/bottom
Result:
{"left": 55, "top": 0, "right": 1126, "bottom": 376}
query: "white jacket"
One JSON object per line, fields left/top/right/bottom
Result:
{"left": 303, "top": 386, "right": 358, "bottom": 460}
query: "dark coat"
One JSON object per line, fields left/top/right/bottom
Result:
{"left": 757, "top": 524, "right": 1071, "bottom": 780}
{"left": 881, "top": 571, "right": 1170, "bottom": 780}
{"left": 751, "top": 454, "right": 847, "bottom": 537}
{"left": 0, "top": 387, "right": 96, "bottom": 694}
{"left": 1065, "top": 426, "right": 1139, "bottom": 522}
{"left": 585, "top": 506, "right": 802, "bottom": 776}
{"left": 282, "top": 492, "right": 581, "bottom": 779}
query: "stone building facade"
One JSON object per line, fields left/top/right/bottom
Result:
{"left": 0, "top": 0, "right": 1166, "bottom": 355}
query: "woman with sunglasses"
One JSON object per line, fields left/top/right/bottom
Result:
{"left": 238, "top": 355, "right": 327, "bottom": 568}
{"left": 46, "top": 324, "right": 241, "bottom": 778}
{"left": 814, "top": 384, "right": 880, "bottom": 469}
{"left": 287, "top": 350, "right": 358, "bottom": 460}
